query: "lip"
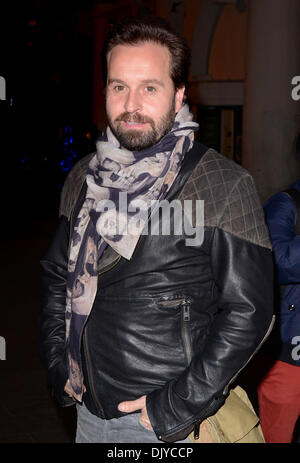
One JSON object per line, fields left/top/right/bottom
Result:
{"left": 121, "top": 121, "right": 149, "bottom": 129}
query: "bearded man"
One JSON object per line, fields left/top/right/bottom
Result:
{"left": 38, "top": 16, "right": 274, "bottom": 443}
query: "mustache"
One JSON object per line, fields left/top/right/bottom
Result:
{"left": 115, "top": 112, "right": 154, "bottom": 125}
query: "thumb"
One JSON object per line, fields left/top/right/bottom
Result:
{"left": 118, "top": 395, "right": 146, "bottom": 413}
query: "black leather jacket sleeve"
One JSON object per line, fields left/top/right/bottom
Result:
{"left": 146, "top": 174, "right": 274, "bottom": 443}
{"left": 38, "top": 215, "right": 74, "bottom": 407}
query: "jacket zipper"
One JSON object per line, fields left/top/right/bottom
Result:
{"left": 222, "top": 314, "right": 276, "bottom": 395}
{"left": 181, "top": 298, "right": 192, "bottom": 365}
{"left": 158, "top": 395, "right": 220, "bottom": 442}
{"left": 191, "top": 393, "right": 225, "bottom": 440}
{"left": 83, "top": 254, "right": 122, "bottom": 416}
{"left": 159, "top": 297, "right": 192, "bottom": 364}
{"left": 83, "top": 327, "right": 106, "bottom": 417}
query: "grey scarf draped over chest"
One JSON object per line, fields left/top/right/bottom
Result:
{"left": 65, "top": 104, "right": 199, "bottom": 401}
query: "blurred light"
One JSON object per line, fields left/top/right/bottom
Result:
{"left": 60, "top": 125, "right": 78, "bottom": 173}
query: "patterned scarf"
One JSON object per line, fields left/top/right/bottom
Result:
{"left": 65, "top": 104, "right": 199, "bottom": 401}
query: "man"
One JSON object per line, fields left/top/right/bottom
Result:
{"left": 257, "top": 176, "right": 300, "bottom": 443}
{"left": 38, "top": 16, "right": 274, "bottom": 443}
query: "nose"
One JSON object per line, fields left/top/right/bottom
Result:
{"left": 124, "top": 89, "right": 142, "bottom": 113}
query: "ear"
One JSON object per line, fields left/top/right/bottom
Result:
{"left": 175, "top": 86, "right": 185, "bottom": 113}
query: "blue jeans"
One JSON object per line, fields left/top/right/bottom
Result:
{"left": 75, "top": 402, "right": 191, "bottom": 443}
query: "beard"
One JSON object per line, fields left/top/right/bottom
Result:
{"left": 107, "top": 98, "right": 177, "bottom": 151}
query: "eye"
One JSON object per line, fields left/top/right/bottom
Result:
{"left": 145, "top": 86, "right": 156, "bottom": 94}
{"left": 113, "top": 85, "right": 126, "bottom": 93}
{"left": 110, "top": 84, "right": 125, "bottom": 93}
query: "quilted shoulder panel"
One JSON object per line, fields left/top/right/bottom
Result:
{"left": 178, "top": 149, "right": 271, "bottom": 249}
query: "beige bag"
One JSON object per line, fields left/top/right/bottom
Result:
{"left": 189, "top": 386, "right": 265, "bottom": 443}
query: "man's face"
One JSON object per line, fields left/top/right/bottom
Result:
{"left": 105, "top": 42, "right": 185, "bottom": 151}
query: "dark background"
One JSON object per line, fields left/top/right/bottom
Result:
{"left": 0, "top": 1, "right": 98, "bottom": 229}
{"left": 0, "top": 0, "right": 104, "bottom": 443}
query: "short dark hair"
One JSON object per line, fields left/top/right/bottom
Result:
{"left": 102, "top": 16, "right": 190, "bottom": 91}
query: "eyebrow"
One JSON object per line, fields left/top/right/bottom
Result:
{"left": 141, "top": 79, "right": 165, "bottom": 87}
{"left": 107, "top": 78, "right": 165, "bottom": 87}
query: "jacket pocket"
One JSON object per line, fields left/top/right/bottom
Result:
{"left": 156, "top": 297, "right": 188, "bottom": 311}
{"left": 156, "top": 296, "right": 193, "bottom": 365}
{"left": 180, "top": 298, "right": 193, "bottom": 365}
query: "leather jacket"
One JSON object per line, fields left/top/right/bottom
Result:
{"left": 38, "top": 142, "right": 274, "bottom": 442}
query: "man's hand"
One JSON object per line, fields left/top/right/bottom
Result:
{"left": 118, "top": 395, "right": 153, "bottom": 430}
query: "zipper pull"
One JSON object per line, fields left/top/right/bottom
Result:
{"left": 193, "top": 421, "right": 200, "bottom": 440}
{"left": 181, "top": 299, "right": 191, "bottom": 321}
